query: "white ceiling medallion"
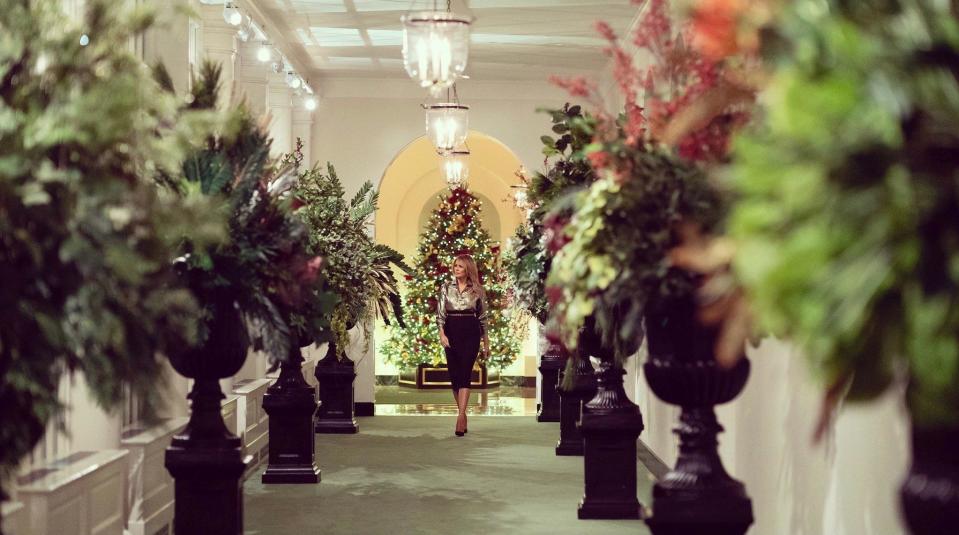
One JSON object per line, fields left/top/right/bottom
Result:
{"left": 401, "top": 3, "right": 472, "bottom": 96}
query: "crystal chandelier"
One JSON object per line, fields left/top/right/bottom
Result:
{"left": 442, "top": 149, "right": 470, "bottom": 187}
{"left": 425, "top": 102, "right": 469, "bottom": 154}
{"left": 401, "top": 2, "right": 472, "bottom": 95}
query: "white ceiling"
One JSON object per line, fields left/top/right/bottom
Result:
{"left": 251, "top": 0, "right": 639, "bottom": 82}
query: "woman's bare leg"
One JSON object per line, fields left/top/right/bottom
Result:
{"left": 457, "top": 387, "right": 471, "bottom": 430}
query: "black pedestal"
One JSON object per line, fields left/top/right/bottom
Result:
{"left": 555, "top": 356, "right": 596, "bottom": 456}
{"left": 901, "top": 426, "right": 959, "bottom": 534}
{"left": 577, "top": 362, "right": 644, "bottom": 520}
{"left": 165, "top": 378, "right": 249, "bottom": 535}
{"left": 314, "top": 340, "right": 358, "bottom": 434}
{"left": 537, "top": 340, "right": 567, "bottom": 423}
{"left": 643, "top": 358, "right": 753, "bottom": 535}
{"left": 262, "top": 347, "right": 321, "bottom": 484}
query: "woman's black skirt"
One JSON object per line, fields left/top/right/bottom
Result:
{"left": 443, "top": 313, "right": 481, "bottom": 391}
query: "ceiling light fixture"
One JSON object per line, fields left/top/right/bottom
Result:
{"left": 401, "top": 1, "right": 472, "bottom": 95}
{"left": 304, "top": 96, "right": 318, "bottom": 111}
{"left": 424, "top": 84, "right": 469, "bottom": 154}
{"left": 442, "top": 148, "right": 470, "bottom": 187}
{"left": 257, "top": 42, "right": 273, "bottom": 63}
{"left": 223, "top": 2, "right": 242, "bottom": 26}
{"left": 286, "top": 71, "right": 302, "bottom": 89}
{"left": 236, "top": 17, "right": 253, "bottom": 42}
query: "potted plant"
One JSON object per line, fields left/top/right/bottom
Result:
{"left": 292, "top": 159, "right": 407, "bottom": 431}
{"left": 720, "top": 1, "right": 959, "bottom": 532}
{"left": 547, "top": 0, "right": 754, "bottom": 527}
{"left": 509, "top": 104, "right": 597, "bottom": 422}
{"left": 0, "top": 0, "right": 222, "bottom": 521}
{"left": 155, "top": 61, "right": 327, "bottom": 532}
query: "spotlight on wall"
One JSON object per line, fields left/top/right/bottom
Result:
{"left": 304, "top": 97, "right": 318, "bottom": 111}
{"left": 236, "top": 17, "right": 253, "bottom": 42}
{"left": 257, "top": 42, "right": 273, "bottom": 63}
{"left": 223, "top": 2, "right": 242, "bottom": 26}
{"left": 286, "top": 71, "right": 302, "bottom": 90}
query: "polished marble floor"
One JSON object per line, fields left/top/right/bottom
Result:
{"left": 374, "top": 385, "right": 537, "bottom": 416}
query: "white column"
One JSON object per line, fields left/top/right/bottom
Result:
{"left": 236, "top": 42, "right": 270, "bottom": 117}
{"left": 267, "top": 73, "right": 294, "bottom": 156}
{"left": 199, "top": 5, "right": 238, "bottom": 109}
{"left": 351, "top": 325, "right": 376, "bottom": 408}
{"left": 142, "top": 1, "right": 195, "bottom": 94}
{"left": 292, "top": 102, "right": 314, "bottom": 166}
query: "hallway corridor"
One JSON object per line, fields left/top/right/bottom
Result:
{"left": 244, "top": 416, "right": 655, "bottom": 534}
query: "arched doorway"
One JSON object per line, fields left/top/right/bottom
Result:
{"left": 375, "top": 131, "right": 525, "bottom": 259}
{"left": 373, "top": 131, "right": 531, "bottom": 380}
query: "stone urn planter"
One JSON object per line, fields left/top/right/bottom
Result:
{"left": 900, "top": 426, "right": 959, "bottom": 534}
{"left": 538, "top": 338, "right": 568, "bottom": 422}
{"left": 555, "top": 351, "right": 596, "bottom": 456}
{"left": 261, "top": 338, "right": 321, "bottom": 484}
{"left": 575, "top": 317, "right": 644, "bottom": 519}
{"left": 165, "top": 297, "right": 250, "bottom": 535}
{"left": 314, "top": 338, "right": 359, "bottom": 434}
{"left": 642, "top": 296, "right": 753, "bottom": 535}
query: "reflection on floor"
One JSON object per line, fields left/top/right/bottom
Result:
{"left": 374, "top": 385, "right": 537, "bottom": 416}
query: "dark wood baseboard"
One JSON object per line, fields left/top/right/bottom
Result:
{"left": 355, "top": 402, "right": 374, "bottom": 417}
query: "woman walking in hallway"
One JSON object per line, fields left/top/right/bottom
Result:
{"left": 437, "top": 254, "right": 490, "bottom": 436}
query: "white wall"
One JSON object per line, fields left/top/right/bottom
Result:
{"left": 637, "top": 338, "right": 911, "bottom": 535}
{"left": 311, "top": 78, "right": 570, "bottom": 194}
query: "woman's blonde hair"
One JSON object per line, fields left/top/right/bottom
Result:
{"left": 453, "top": 254, "right": 485, "bottom": 297}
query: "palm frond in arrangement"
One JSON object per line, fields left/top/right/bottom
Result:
{"left": 348, "top": 181, "right": 378, "bottom": 224}
{"left": 367, "top": 244, "right": 409, "bottom": 327}
{"left": 291, "top": 161, "right": 407, "bottom": 356}
{"left": 157, "top": 60, "right": 332, "bottom": 362}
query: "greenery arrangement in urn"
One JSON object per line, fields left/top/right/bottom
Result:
{"left": 719, "top": 0, "right": 959, "bottom": 429}
{"left": 155, "top": 61, "right": 332, "bottom": 365}
{"left": 289, "top": 149, "right": 407, "bottom": 358}
{"left": 509, "top": 104, "right": 597, "bottom": 325}
{"left": 0, "top": 0, "right": 223, "bottom": 479}
{"left": 547, "top": 0, "right": 752, "bottom": 362}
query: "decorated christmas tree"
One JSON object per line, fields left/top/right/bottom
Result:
{"left": 382, "top": 187, "right": 521, "bottom": 371}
